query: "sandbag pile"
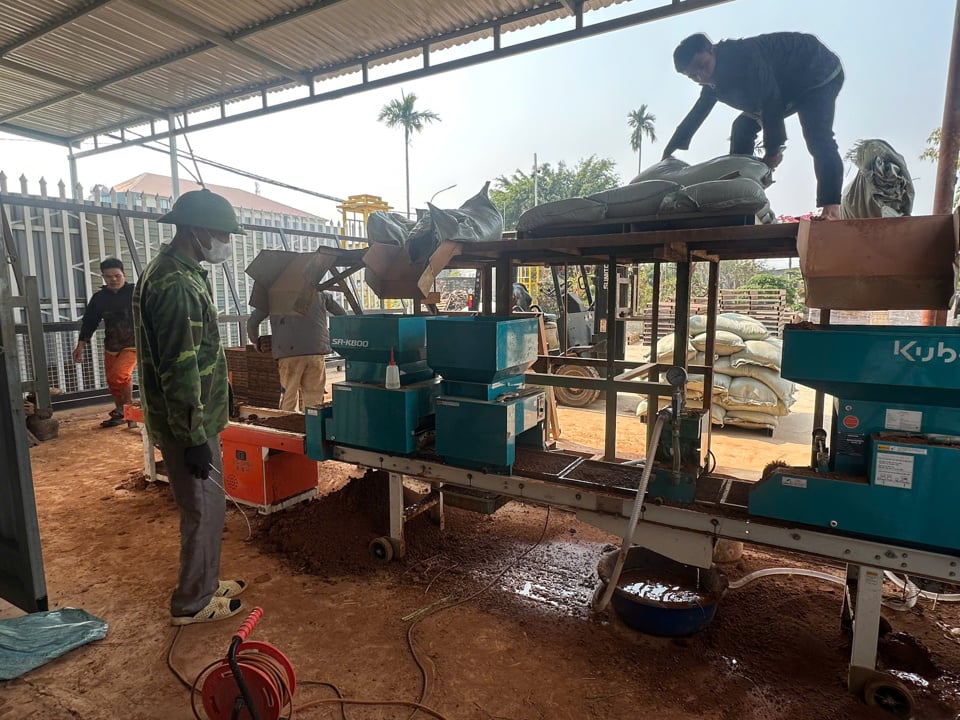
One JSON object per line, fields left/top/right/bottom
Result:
{"left": 517, "top": 155, "right": 776, "bottom": 232}
{"left": 636, "top": 313, "right": 797, "bottom": 433}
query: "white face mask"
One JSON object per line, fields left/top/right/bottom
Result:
{"left": 193, "top": 230, "right": 232, "bottom": 264}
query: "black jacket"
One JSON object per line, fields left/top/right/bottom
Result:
{"left": 78, "top": 282, "right": 136, "bottom": 352}
{"left": 666, "top": 32, "right": 843, "bottom": 156}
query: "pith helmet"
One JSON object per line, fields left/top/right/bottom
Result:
{"left": 158, "top": 188, "right": 244, "bottom": 234}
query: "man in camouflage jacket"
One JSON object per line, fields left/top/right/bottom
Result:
{"left": 133, "top": 189, "right": 247, "bottom": 625}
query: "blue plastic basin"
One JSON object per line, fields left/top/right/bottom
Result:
{"left": 596, "top": 547, "right": 725, "bottom": 637}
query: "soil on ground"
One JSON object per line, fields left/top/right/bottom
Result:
{"left": 1, "top": 390, "right": 959, "bottom": 720}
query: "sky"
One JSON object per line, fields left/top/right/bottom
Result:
{"left": 0, "top": 0, "right": 954, "bottom": 225}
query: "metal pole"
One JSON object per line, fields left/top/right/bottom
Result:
{"left": 603, "top": 255, "right": 618, "bottom": 461}
{"left": 811, "top": 308, "right": 831, "bottom": 467}
{"left": 169, "top": 114, "right": 181, "bottom": 199}
{"left": 68, "top": 148, "right": 79, "bottom": 200}
{"left": 23, "top": 276, "right": 51, "bottom": 410}
{"left": 924, "top": 0, "right": 960, "bottom": 326}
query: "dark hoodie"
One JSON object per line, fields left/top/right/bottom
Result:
{"left": 78, "top": 282, "right": 136, "bottom": 352}
{"left": 666, "top": 32, "right": 843, "bottom": 156}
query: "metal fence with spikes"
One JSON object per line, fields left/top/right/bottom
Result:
{"left": 0, "top": 172, "right": 375, "bottom": 406}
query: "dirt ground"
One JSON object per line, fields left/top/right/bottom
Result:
{"left": 2, "top": 391, "right": 960, "bottom": 720}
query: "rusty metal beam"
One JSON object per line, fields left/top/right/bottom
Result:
{"left": 926, "top": 0, "right": 960, "bottom": 326}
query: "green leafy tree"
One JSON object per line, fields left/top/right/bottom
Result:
{"left": 377, "top": 91, "right": 441, "bottom": 217}
{"left": 490, "top": 155, "right": 621, "bottom": 229}
{"left": 920, "top": 127, "right": 960, "bottom": 209}
{"left": 742, "top": 271, "right": 805, "bottom": 312}
{"left": 627, "top": 105, "right": 657, "bottom": 174}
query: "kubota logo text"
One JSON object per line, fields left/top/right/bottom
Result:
{"left": 893, "top": 340, "right": 957, "bottom": 363}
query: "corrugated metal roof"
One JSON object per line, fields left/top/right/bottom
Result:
{"left": 0, "top": 0, "right": 726, "bottom": 148}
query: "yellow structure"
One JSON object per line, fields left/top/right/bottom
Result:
{"left": 516, "top": 266, "right": 542, "bottom": 304}
{"left": 337, "top": 194, "right": 392, "bottom": 245}
{"left": 337, "top": 194, "right": 395, "bottom": 309}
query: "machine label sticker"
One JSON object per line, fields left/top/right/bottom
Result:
{"left": 875, "top": 452, "right": 916, "bottom": 489}
{"left": 884, "top": 409, "right": 923, "bottom": 432}
{"left": 782, "top": 476, "right": 807, "bottom": 489}
{"left": 876, "top": 444, "right": 927, "bottom": 455}
{"left": 842, "top": 415, "right": 859, "bottom": 430}
{"left": 330, "top": 338, "right": 369, "bottom": 348}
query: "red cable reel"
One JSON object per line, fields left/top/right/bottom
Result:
{"left": 193, "top": 607, "right": 297, "bottom": 720}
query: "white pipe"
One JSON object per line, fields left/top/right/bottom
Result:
{"left": 885, "top": 571, "right": 960, "bottom": 603}
{"left": 727, "top": 567, "right": 933, "bottom": 612}
{"left": 728, "top": 567, "right": 845, "bottom": 590}
{"left": 595, "top": 411, "right": 667, "bottom": 612}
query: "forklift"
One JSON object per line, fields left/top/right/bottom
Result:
{"left": 540, "top": 264, "right": 633, "bottom": 407}
{"left": 461, "top": 264, "right": 634, "bottom": 407}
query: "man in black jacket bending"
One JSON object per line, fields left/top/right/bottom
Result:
{"left": 663, "top": 32, "right": 845, "bottom": 220}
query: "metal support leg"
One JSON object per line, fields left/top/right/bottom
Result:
{"left": 848, "top": 564, "right": 884, "bottom": 692}
{"left": 23, "top": 276, "right": 52, "bottom": 410}
{"left": 430, "top": 484, "right": 445, "bottom": 529}
{"left": 141, "top": 426, "right": 159, "bottom": 483}
{"left": 388, "top": 472, "right": 406, "bottom": 558}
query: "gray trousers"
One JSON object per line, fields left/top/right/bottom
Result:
{"left": 159, "top": 436, "right": 225, "bottom": 616}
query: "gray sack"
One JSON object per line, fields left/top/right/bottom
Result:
{"left": 407, "top": 181, "right": 504, "bottom": 262}
{"left": 841, "top": 139, "right": 915, "bottom": 219}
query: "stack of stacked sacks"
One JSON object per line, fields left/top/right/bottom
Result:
{"left": 517, "top": 154, "right": 777, "bottom": 232}
{"left": 636, "top": 313, "right": 797, "bottom": 433}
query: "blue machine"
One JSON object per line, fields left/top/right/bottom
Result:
{"left": 749, "top": 325, "right": 960, "bottom": 552}
{"left": 426, "top": 316, "right": 545, "bottom": 473}
{"left": 323, "top": 315, "right": 440, "bottom": 455}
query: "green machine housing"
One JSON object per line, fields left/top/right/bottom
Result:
{"left": 750, "top": 325, "right": 960, "bottom": 552}
{"left": 321, "top": 315, "right": 439, "bottom": 456}
{"left": 645, "top": 408, "right": 710, "bottom": 504}
{"left": 426, "top": 316, "right": 545, "bottom": 473}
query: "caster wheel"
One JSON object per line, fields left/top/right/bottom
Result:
{"left": 863, "top": 676, "right": 915, "bottom": 719}
{"left": 369, "top": 537, "right": 395, "bottom": 563}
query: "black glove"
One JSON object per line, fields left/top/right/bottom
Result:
{"left": 184, "top": 443, "right": 212, "bottom": 479}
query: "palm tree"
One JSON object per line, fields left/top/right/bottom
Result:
{"left": 628, "top": 105, "right": 657, "bottom": 173}
{"left": 377, "top": 90, "right": 441, "bottom": 217}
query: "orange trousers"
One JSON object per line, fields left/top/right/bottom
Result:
{"left": 104, "top": 348, "right": 137, "bottom": 403}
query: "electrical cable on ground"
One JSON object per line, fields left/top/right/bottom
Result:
{"left": 208, "top": 465, "right": 253, "bottom": 541}
{"left": 402, "top": 507, "right": 553, "bottom": 720}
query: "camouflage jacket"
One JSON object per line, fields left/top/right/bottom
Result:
{"left": 133, "top": 244, "right": 229, "bottom": 448}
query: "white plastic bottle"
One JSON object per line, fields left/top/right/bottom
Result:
{"left": 385, "top": 346, "right": 401, "bottom": 389}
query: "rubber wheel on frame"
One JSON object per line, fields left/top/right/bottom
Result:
{"left": 553, "top": 364, "right": 602, "bottom": 408}
{"left": 863, "top": 676, "right": 915, "bottom": 719}
{"left": 369, "top": 537, "right": 395, "bottom": 563}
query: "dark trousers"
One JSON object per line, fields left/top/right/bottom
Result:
{"left": 159, "top": 436, "right": 225, "bottom": 616}
{"left": 729, "top": 71, "right": 845, "bottom": 207}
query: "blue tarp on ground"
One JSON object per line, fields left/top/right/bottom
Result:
{"left": 0, "top": 608, "right": 108, "bottom": 680}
